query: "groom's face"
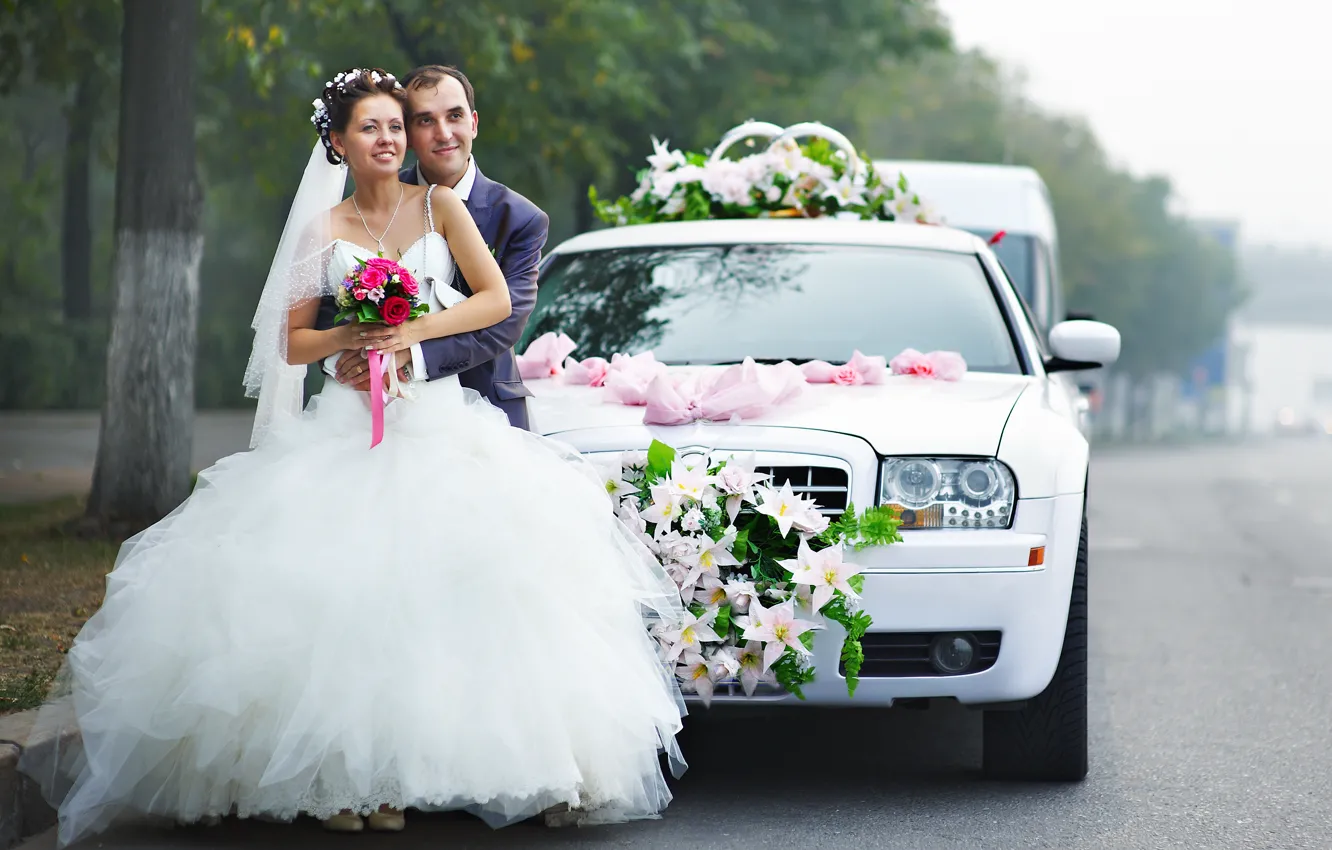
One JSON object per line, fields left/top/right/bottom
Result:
{"left": 406, "top": 77, "right": 477, "bottom": 188}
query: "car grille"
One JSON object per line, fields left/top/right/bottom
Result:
{"left": 754, "top": 464, "right": 850, "bottom": 516}
{"left": 843, "top": 631, "right": 1003, "bottom": 678}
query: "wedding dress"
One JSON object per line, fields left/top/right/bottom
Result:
{"left": 24, "top": 187, "right": 687, "bottom": 846}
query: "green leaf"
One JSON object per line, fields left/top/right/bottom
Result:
{"left": 855, "top": 505, "right": 903, "bottom": 550}
{"left": 840, "top": 634, "right": 865, "bottom": 697}
{"left": 645, "top": 439, "right": 676, "bottom": 482}
{"left": 848, "top": 573, "right": 865, "bottom": 595}
{"left": 713, "top": 604, "right": 732, "bottom": 637}
{"left": 731, "top": 526, "right": 750, "bottom": 561}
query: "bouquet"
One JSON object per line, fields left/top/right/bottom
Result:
{"left": 609, "top": 440, "right": 903, "bottom": 704}
{"left": 334, "top": 255, "right": 430, "bottom": 326}
{"left": 334, "top": 255, "right": 429, "bottom": 448}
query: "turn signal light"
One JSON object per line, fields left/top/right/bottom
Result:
{"left": 1028, "top": 546, "right": 1045, "bottom": 566}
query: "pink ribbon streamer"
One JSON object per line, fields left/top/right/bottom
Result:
{"left": 643, "top": 358, "right": 806, "bottom": 425}
{"left": 367, "top": 349, "right": 386, "bottom": 448}
{"left": 799, "top": 350, "right": 888, "bottom": 385}
{"left": 602, "top": 352, "right": 669, "bottom": 405}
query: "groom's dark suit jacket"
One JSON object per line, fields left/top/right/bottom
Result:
{"left": 316, "top": 163, "right": 550, "bottom": 430}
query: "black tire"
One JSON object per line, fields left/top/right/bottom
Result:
{"left": 982, "top": 515, "right": 1088, "bottom": 781}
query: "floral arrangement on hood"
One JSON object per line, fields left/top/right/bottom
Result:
{"left": 589, "top": 125, "right": 941, "bottom": 227}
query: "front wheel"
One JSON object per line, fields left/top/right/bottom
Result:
{"left": 981, "top": 515, "right": 1088, "bottom": 781}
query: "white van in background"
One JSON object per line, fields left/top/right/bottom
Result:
{"left": 873, "top": 159, "right": 1094, "bottom": 434}
{"left": 872, "top": 160, "right": 1065, "bottom": 333}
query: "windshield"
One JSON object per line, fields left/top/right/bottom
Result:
{"left": 525, "top": 244, "right": 1023, "bottom": 373}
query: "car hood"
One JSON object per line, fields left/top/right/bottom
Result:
{"left": 528, "top": 368, "right": 1033, "bottom": 456}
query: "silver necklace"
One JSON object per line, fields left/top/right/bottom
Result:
{"left": 352, "top": 183, "right": 405, "bottom": 256}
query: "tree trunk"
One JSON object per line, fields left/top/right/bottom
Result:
{"left": 86, "top": 0, "right": 203, "bottom": 531}
{"left": 62, "top": 70, "right": 97, "bottom": 321}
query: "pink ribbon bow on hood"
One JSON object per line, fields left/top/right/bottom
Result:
{"left": 643, "top": 358, "right": 806, "bottom": 425}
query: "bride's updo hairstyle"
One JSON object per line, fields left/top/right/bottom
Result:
{"left": 310, "top": 67, "right": 407, "bottom": 166}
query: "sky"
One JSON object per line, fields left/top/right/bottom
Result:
{"left": 936, "top": 0, "right": 1331, "bottom": 250}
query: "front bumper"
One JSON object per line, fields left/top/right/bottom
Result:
{"left": 705, "top": 492, "right": 1086, "bottom": 707}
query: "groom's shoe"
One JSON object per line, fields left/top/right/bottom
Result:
{"left": 321, "top": 811, "right": 365, "bottom": 832}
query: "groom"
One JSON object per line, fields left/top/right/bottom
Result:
{"left": 324, "top": 64, "right": 549, "bottom": 430}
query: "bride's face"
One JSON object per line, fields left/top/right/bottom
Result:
{"left": 331, "top": 94, "right": 406, "bottom": 177}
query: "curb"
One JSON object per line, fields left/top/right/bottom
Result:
{"left": 0, "top": 710, "right": 63, "bottom": 849}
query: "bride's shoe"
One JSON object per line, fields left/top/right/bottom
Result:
{"left": 541, "top": 802, "right": 587, "bottom": 828}
{"left": 321, "top": 810, "right": 365, "bottom": 832}
{"left": 366, "top": 806, "right": 406, "bottom": 832}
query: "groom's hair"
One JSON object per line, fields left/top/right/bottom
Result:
{"left": 402, "top": 65, "right": 476, "bottom": 113}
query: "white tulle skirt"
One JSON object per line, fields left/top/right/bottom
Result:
{"left": 22, "top": 378, "right": 687, "bottom": 847}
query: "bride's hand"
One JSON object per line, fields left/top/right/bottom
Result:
{"left": 362, "top": 321, "right": 421, "bottom": 356}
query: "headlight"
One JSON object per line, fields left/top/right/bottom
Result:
{"left": 879, "top": 457, "right": 1016, "bottom": 529}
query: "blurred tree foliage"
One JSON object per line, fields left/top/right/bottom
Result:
{"left": 0, "top": 0, "right": 1240, "bottom": 413}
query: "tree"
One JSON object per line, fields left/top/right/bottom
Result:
{"left": 0, "top": 0, "right": 122, "bottom": 321}
{"left": 86, "top": 0, "right": 203, "bottom": 530}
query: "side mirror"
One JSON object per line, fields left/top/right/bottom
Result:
{"left": 1045, "top": 320, "right": 1120, "bottom": 373}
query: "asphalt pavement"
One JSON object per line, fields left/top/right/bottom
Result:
{"left": 8, "top": 416, "right": 1332, "bottom": 848}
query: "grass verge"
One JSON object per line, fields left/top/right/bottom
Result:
{"left": 0, "top": 496, "right": 118, "bottom": 714}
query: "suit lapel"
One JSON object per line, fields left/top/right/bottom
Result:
{"left": 455, "top": 169, "right": 504, "bottom": 296}
{"left": 465, "top": 169, "right": 498, "bottom": 243}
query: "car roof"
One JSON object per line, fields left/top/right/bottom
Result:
{"left": 548, "top": 219, "right": 991, "bottom": 256}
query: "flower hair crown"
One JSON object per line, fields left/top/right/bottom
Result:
{"left": 310, "top": 68, "right": 405, "bottom": 164}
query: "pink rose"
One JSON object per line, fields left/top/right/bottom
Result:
{"left": 360, "top": 265, "right": 388, "bottom": 289}
{"left": 399, "top": 269, "right": 419, "bottom": 296}
{"left": 353, "top": 288, "right": 367, "bottom": 301}
{"left": 832, "top": 365, "right": 864, "bottom": 386}
{"left": 365, "top": 256, "right": 398, "bottom": 272}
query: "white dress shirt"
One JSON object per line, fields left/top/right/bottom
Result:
{"left": 325, "top": 157, "right": 478, "bottom": 385}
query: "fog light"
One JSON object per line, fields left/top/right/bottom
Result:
{"left": 928, "top": 634, "right": 976, "bottom": 674}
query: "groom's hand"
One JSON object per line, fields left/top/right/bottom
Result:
{"left": 335, "top": 349, "right": 411, "bottom": 392}
{"left": 335, "top": 350, "right": 371, "bottom": 390}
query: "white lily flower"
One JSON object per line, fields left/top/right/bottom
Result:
{"left": 677, "top": 651, "right": 716, "bottom": 706}
{"left": 641, "top": 484, "right": 684, "bottom": 536}
{"left": 754, "top": 481, "right": 818, "bottom": 538}
{"left": 735, "top": 640, "right": 776, "bottom": 696}
{"left": 783, "top": 539, "right": 863, "bottom": 612}
{"left": 693, "top": 574, "right": 729, "bottom": 608}
{"left": 743, "top": 600, "right": 822, "bottom": 670}
{"left": 663, "top": 609, "right": 723, "bottom": 661}
{"left": 648, "top": 136, "right": 687, "bottom": 172}
{"left": 678, "top": 530, "right": 742, "bottom": 590}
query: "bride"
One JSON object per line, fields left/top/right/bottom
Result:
{"left": 23, "top": 67, "right": 687, "bottom": 846}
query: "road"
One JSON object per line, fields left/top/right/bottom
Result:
{"left": 10, "top": 419, "right": 1332, "bottom": 848}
